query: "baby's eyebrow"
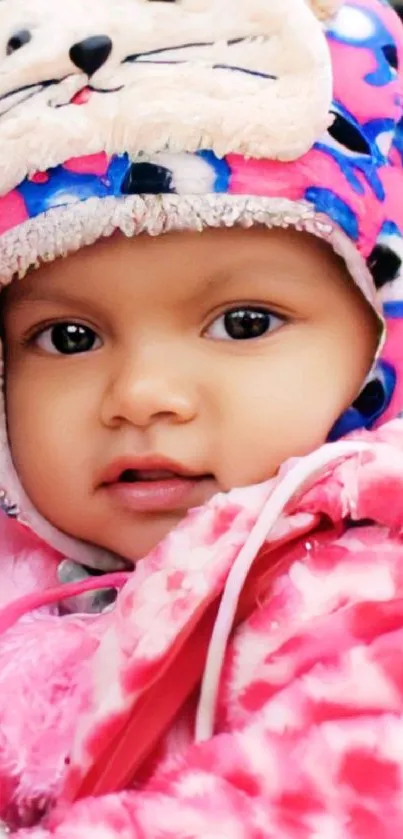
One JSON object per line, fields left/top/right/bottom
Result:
{"left": 194, "top": 261, "right": 304, "bottom": 294}
{"left": 7, "top": 286, "right": 86, "bottom": 308}
{"left": 190, "top": 263, "right": 268, "bottom": 293}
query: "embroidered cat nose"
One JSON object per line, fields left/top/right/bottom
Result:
{"left": 69, "top": 35, "right": 112, "bottom": 75}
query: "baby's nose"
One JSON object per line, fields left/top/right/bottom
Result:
{"left": 69, "top": 35, "right": 112, "bottom": 76}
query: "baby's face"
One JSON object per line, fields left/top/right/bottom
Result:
{"left": 3, "top": 227, "right": 377, "bottom": 562}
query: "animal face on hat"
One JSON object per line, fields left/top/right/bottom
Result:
{"left": 0, "top": 0, "right": 338, "bottom": 194}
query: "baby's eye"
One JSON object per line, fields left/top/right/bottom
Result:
{"left": 34, "top": 323, "right": 102, "bottom": 355}
{"left": 205, "top": 307, "right": 285, "bottom": 341}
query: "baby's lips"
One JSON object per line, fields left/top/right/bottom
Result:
{"left": 100, "top": 454, "right": 201, "bottom": 486}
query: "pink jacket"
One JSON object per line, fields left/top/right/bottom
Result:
{"left": 2, "top": 423, "right": 403, "bottom": 838}
{"left": 1, "top": 2, "right": 403, "bottom": 837}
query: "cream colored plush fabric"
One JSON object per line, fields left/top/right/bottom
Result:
{"left": 0, "top": 0, "right": 336, "bottom": 195}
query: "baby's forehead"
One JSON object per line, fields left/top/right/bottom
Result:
{"left": 1, "top": 226, "right": 348, "bottom": 310}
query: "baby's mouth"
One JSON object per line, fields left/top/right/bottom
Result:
{"left": 101, "top": 460, "right": 215, "bottom": 515}
{"left": 118, "top": 468, "right": 183, "bottom": 482}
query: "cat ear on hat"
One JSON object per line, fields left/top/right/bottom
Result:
{"left": 307, "top": 0, "right": 343, "bottom": 20}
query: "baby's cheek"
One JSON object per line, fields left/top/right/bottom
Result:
{"left": 216, "top": 383, "right": 339, "bottom": 488}
{"left": 212, "top": 406, "right": 290, "bottom": 487}
{"left": 5, "top": 370, "right": 28, "bottom": 458}
{"left": 6, "top": 371, "right": 58, "bottom": 495}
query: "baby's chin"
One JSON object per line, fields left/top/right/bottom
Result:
{"left": 87, "top": 508, "right": 197, "bottom": 564}
{"left": 85, "top": 475, "right": 222, "bottom": 562}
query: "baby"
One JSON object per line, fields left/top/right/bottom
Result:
{"left": 3, "top": 227, "right": 377, "bottom": 562}
{"left": 0, "top": 0, "right": 403, "bottom": 836}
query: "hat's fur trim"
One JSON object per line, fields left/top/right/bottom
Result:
{"left": 0, "top": 193, "right": 379, "bottom": 309}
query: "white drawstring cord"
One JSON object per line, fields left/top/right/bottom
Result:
{"left": 195, "top": 440, "right": 373, "bottom": 742}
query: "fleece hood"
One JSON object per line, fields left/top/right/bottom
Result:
{"left": 0, "top": 0, "right": 402, "bottom": 570}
